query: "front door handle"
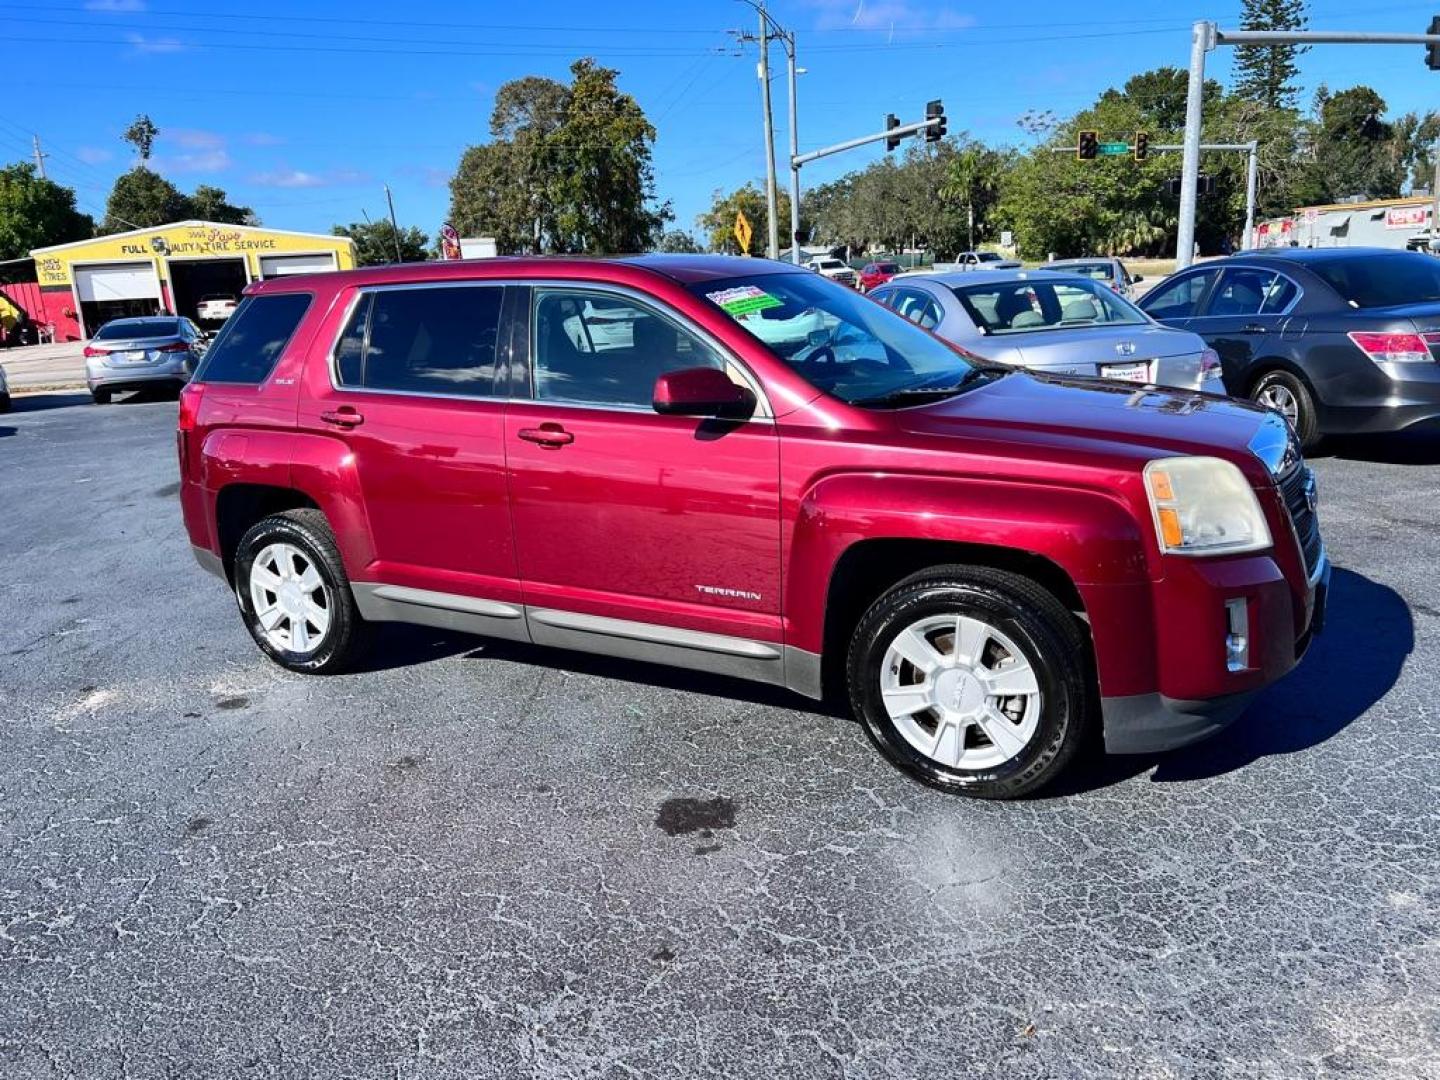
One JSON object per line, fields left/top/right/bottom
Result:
{"left": 1240, "top": 323, "right": 1268, "bottom": 334}
{"left": 518, "top": 423, "right": 574, "bottom": 448}
{"left": 320, "top": 407, "right": 364, "bottom": 428}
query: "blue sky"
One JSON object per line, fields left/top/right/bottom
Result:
{"left": 2, "top": 0, "right": 1438, "bottom": 242}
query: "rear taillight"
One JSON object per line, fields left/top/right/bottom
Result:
{"left": 1199, "top": 347, "right": 1222, "bottom": 380}
{"left": 177, "top": 383, "right": 204, "bottom": 477}
{"left": 82, "top": 345, "right": 105, "bottom": 358}
{"left": 1348, "top": 331, "right": 1432, "bottom": 364}
{"left": 157, "top": 341, "right": 189, "bottom": 353}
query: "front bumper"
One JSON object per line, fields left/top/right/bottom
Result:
{"left": 1101, "top": 552, "right": 1330, "bottom": 754}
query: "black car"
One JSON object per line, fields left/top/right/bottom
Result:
{"left": 1138, "top": 247, "right": 1440, "bottom": 447}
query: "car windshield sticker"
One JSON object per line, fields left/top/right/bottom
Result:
{"left": 707, "top": 285, "right": 784, "bottom": 317}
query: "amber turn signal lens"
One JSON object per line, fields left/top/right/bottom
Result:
{"left": 1148, "top": 469, "right": 1175, "bottom": 501}
{"left": 1157, "top": 507, "right": 1183, "bottom": 548}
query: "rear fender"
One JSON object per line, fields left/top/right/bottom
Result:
{"left": 288, "top": 432, "right": 376, "bottom": 574}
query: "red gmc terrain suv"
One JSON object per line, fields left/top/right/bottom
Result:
{"left": 178, "top": 255, "right": 1328, "bottom": 799}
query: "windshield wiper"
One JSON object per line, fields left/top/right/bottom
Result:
{"left": 851, "top": 365, "right": 1008, "bottom": 407}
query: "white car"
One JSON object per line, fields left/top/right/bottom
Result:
{"left": 804, "top": 257, "right": 859, "bottom": 289}
{"left": 938, "top": 251, "right": 1023, "bottom": 272}
{"left": 196, "top": 295, "right": 238, "bottom": 322}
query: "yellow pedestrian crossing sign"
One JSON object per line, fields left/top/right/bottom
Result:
{"left": 734, "top": 211, "right": 753, "bottom": 255}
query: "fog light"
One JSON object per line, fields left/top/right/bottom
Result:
{"left": 1225, "top": 598, "right": 1249, "bottom": 672}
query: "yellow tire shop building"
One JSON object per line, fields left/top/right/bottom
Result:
{"left": 28, "top": 221, "right": 356, "bottom": 339}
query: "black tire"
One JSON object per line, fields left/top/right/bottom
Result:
{"left": 1250, "top": 369, "right": 1319, "bottom": 451}
{"left": 0, "top": 392, "right": 10, "bottom": 414}
{"left": 91, "top": 388, "right": 112, "bottom": 405}
{"left": 233, "top": 509, "right": 367, "bottom": 675}
{"left": 846, "top": 565, "right": 1094, "bottom": 800}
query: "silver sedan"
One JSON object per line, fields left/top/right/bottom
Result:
{"left": 83, "top": 316, "right": 207, "bottom": 404}
{"left": 869, "top": 269, "right": 1223, "bottom": 392}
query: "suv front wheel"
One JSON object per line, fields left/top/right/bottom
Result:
{"left": 233, "top": 510, "right": 366, "bottom": 674}
{"left": 847, "top": 566, "right": 1093, "bottom": 799}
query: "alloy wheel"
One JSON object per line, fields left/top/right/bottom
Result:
{"left": 879, "top": 613, "right": 1042, "bottom": 770}
{"left": 1257, "top": 383, "right": 1299, "bottom": 426}
{"left": 248, "top": 542, "right": 331, "bottom": 654}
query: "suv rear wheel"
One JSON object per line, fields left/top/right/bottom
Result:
{"left": 234, "top": 510, "right": 366, "bottom": 674}
{"left": 846, "top": 566, "right": 1093, "bottom": 799}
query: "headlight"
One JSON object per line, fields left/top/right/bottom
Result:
{"left": 1144, "top": 456, "right": 1272, "bottom": 556}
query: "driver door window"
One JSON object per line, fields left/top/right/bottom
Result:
{"left": 533, "top": 290, "right": 724, "bottom": 408}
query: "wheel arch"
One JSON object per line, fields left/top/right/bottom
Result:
{"left": 1242, "top": 355, "right": 1316, "bottom": 398}
{"left": 214, "top": 483, "right": 320, "bottom": 580}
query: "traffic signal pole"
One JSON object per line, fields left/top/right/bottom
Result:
{"left": 1176, "top": 20, "right": 1440, "bottom": 268}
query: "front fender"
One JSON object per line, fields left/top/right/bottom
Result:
{"left": 785, "top": 471, "right": 1158, "bottom": 697}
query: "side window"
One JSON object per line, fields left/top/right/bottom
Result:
{"left": 1205, "top": 268, "right": 1278, "bottom": 318}
{"left": 1260, "top": 274, "right": 1299, "bottom": 314}
{"left": 1140, "top": 270, "right": 1217, "bottom": 321}
{"left": 335, "top": 286, "right": 503, "bottom": 396}
{"left": 195, "top": 293, "right": 311, "bottom": 385}
{"left": 532, "top": 290, "right": 724, "bottom": 408}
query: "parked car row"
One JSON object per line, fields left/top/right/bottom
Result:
{"left": 178, "top": 253, "right": 1328, "bottom": 800}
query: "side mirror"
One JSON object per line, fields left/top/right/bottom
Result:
{"left": 1131, "top": 274, "right": 1144, "bottom": 284}
{"left": 653, "top": 367, "right": 751, "bottom": 417}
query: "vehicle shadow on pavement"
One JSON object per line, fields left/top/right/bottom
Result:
{"left": 7, "top": 392, "right": 93, "bottom": 413}
{"left": 458, "top": 638, "right": 848, "bottom": 716}
{"left": 1056, "top": 567, "right": 1411, "bottom": 794}
{"left": 1320, "top": 426, "right": 1440, "bottom": 466}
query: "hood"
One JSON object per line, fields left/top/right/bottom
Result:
{"left": 897, "top": 370, "right": 1276, "bottom": 483}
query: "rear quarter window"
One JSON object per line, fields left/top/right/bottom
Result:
{"left": 194, "top": 292, "right": 312, "bottom": 384}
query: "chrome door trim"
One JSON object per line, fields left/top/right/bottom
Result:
{"left": 351, "top": 582, "right": 530, "bottom": 642}
{"left": 527, "top": 607, "right": 780, "bottom": 659}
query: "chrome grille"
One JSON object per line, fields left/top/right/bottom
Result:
{"left": 1278, "top": 463, "right": 1322, "bottom": 577}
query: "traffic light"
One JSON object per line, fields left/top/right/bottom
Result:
{"left": 885, "top": 113, "right": 901, "bottom": 152}
{"left": 925, "top": 100, "right": 946, "bottom": 143}
{"left": 1165, "top": 175, "right": 1215, "bottom": 196}
{"left": 1428, "top": 16, "right": 1440, "bottom": 70}
{"left": 1077, "top": 130, "right": 1098, "bottom": 160}
{"left": 1134, "top": 131, "right": 1149, "bottom": 161}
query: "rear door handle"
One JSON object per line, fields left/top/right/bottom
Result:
{"left": 320, "top": 407, "right": 364, "bottom": 428}
{"left": 1240, "top": 323, "right": 1268, "bottom": 333}
{"left": 518, "top": 423, "right": 574, "bottom": 448}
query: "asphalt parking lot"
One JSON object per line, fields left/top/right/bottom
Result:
{"left": 1, "top": 392, "right": 1437, "bottom": 1079}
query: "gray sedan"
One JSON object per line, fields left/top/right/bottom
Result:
{"left": 84, "top": 316, "right": 206, "bottom": 404}
{"left": 870, "top": 269, "right": 1223, "bottom": 392}
{"left": 1045, "top": 256, "right": 1143, "bottom": 300}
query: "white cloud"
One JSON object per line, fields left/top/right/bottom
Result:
{"left": 125, "top": 32, "right": 185, "bottom": 54}
{"left": 153, "top": 149, "right": 232, "bottom": 174}
{"left": 241, "top": 132, "right": 285, "bottom": 147}
{"left": 800, "top": 0, "right": 975, "bottom": 32}
{"left": 170, "top": 128, "right": 224, "bottom": 149}
{"left": 85, "top": 0, "right": 146, "bottom": 10}
{"left": 251, "top": 168, "right": 325, "bottom": 189}
{"left": 76, "top": 146, "right": 113, "bottom": 165}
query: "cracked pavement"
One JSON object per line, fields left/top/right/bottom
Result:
{"left": 1, "top": 393, "right": 1437, "bottom": 1078}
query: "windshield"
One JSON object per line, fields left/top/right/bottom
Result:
{"left": 691, "top": 272, "right": 983, "bottom": 405}
{"left": 95, "top": 318, "right": 179, "bottom": 340}
{"left": 952, "top": 276, "right": 1148, "bottom": 335}
{"left": 976, "top": 252, "right": 1004, "bottom": 263}
{"left": 1310, "top": 252, "right": 1440, "bottom": 308}
{"left": 875, "top": 263, "right": 900, "bottom": 273}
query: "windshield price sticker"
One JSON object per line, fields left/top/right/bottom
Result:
{"left": 707, "top": 285, "right": 784, "bottom": 317}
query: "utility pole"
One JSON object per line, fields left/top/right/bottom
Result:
{"left": 757, "top": 3, "right": 780, "bottom": 260}
{"left": 1177, "top": 20, "right": 1440, "bottom": 268}
{"left": 1244, "top": 140, "right": 1259, "bottom": 251}
{"left": 32, "top": 134, "right": 48, "bottom": 179}
{"left": 786, "top": 35, "right": 801, "bottom": 265}
{"left": 383, "top": 184, "right": 404, "bottom": 263}
{"left": 1431, "top": 140, "right": 1440, "bottom": 251}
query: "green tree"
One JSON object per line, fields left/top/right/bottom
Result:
{"left": 448, "top": 59, "right": 667, "bottom": 254}
{"left": 698, "top": 182, "right": 791, "bottom": 254}
{"left": 331, "top": 220, "right": 432, "bottom": 266}
{"left": 941, "top": 141, "right": 1008, "bottom": 252}
{"left": 1393, "top": 110, "right": 1440, "bottom": 192}
{"left": 189, "top": 184, "right": 256, "bottom": 226}
{"left": 0, "top": 163, "right": 93, "bottom": 260}
{"left": 1233, "top": 0, "right": 1309, "bottom": 111}
{"left": 655, "top": 228, "right": 702, "bottom": 253}
{"left": 122, "top": 114, "right": 159, "bottom": 162}
{"left": 103, "top": 168, "right": 189, "bottom": 231}
{"left": 1294, "top": 86, "right": 1402, "bottom": 203}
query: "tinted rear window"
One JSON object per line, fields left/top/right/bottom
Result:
{"left": 95, "top": 318, "right": 180, "bottom": 340}
{"left": 333, "top": 285, "right": 503, "bottom": 396}
{"left": 194, "top": 293, "right": 311, "bottom": 384}
{"left": 1309, "top": 253, "right": 1440, "bottom": 308}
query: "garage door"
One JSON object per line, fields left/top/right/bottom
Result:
{"left": 259, "top": 253, "right": 336, "bottom": 278}
{"left": 74, "top": 262, "right": 161, "bottom": 303}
